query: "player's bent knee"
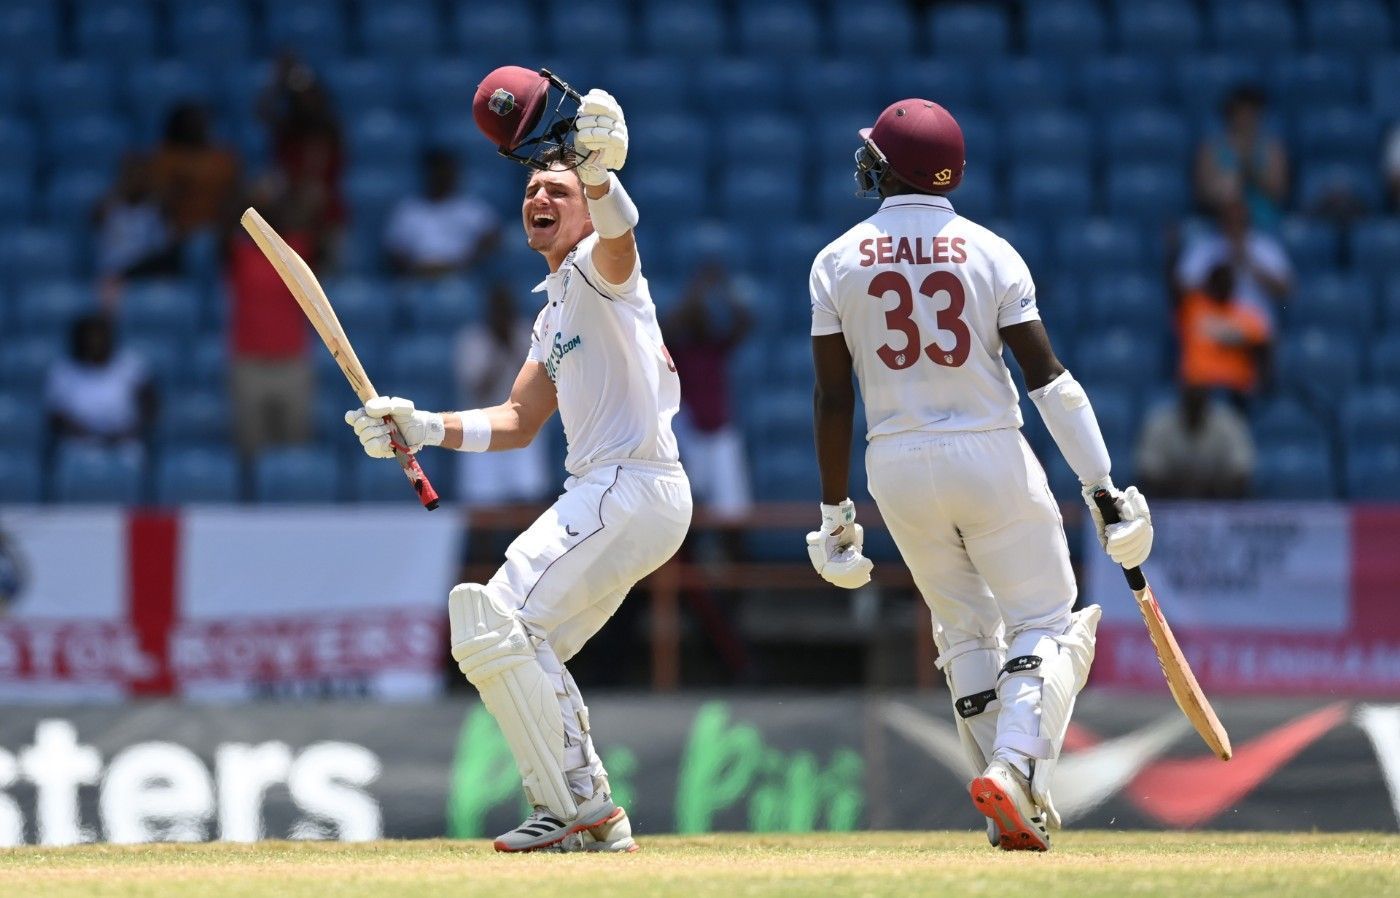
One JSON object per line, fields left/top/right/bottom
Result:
{"left": 447, "top": 583, "right": 534, "bottom": 684}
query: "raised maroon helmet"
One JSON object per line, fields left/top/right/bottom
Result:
{"left": 472, "top": 65, "right": 552, "bottom": 151}
{"left": 858, "top": 99, "right": 965, "bottom": 193}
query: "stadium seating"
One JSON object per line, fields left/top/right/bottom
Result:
{"left": 154, "top": 447, "right": 242, "bottom": 504}
{"left": 54, "top": 444, "right": 146, "bottom": 504}
{"left": 252, "top": 446, "right": 342, "bottom": 504}
{"left": 0, "top": 449, "right": 44, "bottom": 503}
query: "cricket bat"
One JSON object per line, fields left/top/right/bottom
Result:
{"left": 240, "top": 207, "right": 440, "bottom": 510}
{"left": 1092, "top": 489, "right": 1231, "bottom": 760}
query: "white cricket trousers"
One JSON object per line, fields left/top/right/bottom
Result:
{"left": 865, "top": 427, "right": 1076, "bottom": 649}
{"left": 477, "top": 461, "right": 691, "bottom": 797}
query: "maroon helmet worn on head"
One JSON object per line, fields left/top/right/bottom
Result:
{"left": 473, "top": 65, "right": 551, "bottom": 151}
{"left": 859, "top": 99, "right": 965, "bottom": 193}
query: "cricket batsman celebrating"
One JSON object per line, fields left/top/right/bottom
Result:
{"left": 344, "top": 67, "right": 691, "bottom": 852}
{"left": 806, "top": 99, "right": 1154, "bottom": 851}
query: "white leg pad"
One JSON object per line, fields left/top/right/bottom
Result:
{"left": 535, "top": 639, "right": 609, "bottom": 800}
{"left": 995, "top": 604, "right": 1101, "bottom": 828}
{"left": 936, "top": 635, "right": 1005, "bottom": 779}
{"left": 448, "top": 583, "right": 578, "bottom": 821}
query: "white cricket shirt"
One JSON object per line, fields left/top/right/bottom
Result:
{"left": 810, "top": 194, "right": 1041, "bottom": 439}
{"left": 528, "top": 233, "right": 682, "bottom": 476}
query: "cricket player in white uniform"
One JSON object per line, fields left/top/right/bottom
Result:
{"left": 807, "top": 99, "right": 1154, "bottom": 851}
{"left": 345, "top": 67, "right": 691, "bottom": 853}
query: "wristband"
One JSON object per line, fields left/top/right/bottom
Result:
{"left": 586, "top": 173, "right": 639, "bottom": 239}
{"left": 456, "top": 409, "right": 492, "bottom": 453}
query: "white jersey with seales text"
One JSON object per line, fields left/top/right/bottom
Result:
{"left": 810, "top": 194, "right": 1040, "bottom": 440}
{"left": 528, "top": 232, "right": 682, "bottom": 477}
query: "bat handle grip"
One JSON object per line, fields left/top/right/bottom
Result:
{"left": 386, "top": 419, "right": 440, "bottom": 511}
{"left": 1091, "top": 487, "right": 1147, "bottom": 591}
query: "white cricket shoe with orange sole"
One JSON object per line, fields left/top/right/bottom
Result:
{"left": 969, "top": 759, "right": 1051, "bottom": 852}
{"left": 493, "top": 793, "right": 617, "bottom": 853}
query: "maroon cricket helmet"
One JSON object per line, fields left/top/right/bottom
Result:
{"left": 472, "top": 65, "right": 586, "bottom": 169}
{"left": 857, "top": 99, "right": 965, "bottom": 194}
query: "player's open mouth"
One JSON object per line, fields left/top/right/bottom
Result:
{"left": 531, "top": 213, "right": 557, "bottom": 232}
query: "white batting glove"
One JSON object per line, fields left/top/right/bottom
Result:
{"left": 1082, "top": 479, "right": 1154, "bottom": 570}
{"left": 806, "top": 499, "right": 874, "bottom": 589}
{"left": 574, "top": 89, "right": 628, "bottom": 186}
{"left": 344, "top": 396, "right": 444, "bottom": 459}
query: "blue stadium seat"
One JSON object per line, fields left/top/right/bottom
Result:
{"left": 188, "top": 335, "right": 226, "bottom": 388}
{"left": 1298, "top": 162, "right": 1381, "bottom": 216}
{"left": 155, "top": 447, "right": 241, "bottom": 504}
{"left": 119, "top": 281, "right": 202, "bottom": 336}
{"left": 948, "top": 166, "right": 999, "bottom": 222}
{"left": 379, "top": 334, "right": 455, "bottom": 388}
{"left": 1276, "top": 328, "right": 1363, "bottom": 403}
{"left": 325, "top": 60, "right": 403, "bottom": 117}
{"left": 54, "top": 444, "right": 146, "bottom": 504}
{"left": 172, "top": 2, "right": 252, "bottom": 63}
{"left": 738, "top": 3, "right": 821, "bottom": 59}
{"left": 1253, "top": 443, "right": 1336, "bottom": 500}
{"left": 0, "top": 448, "right": 41, "bottom": 503}
{"left": 1289, "top": 273, "right": 1372, "bottom": 335}
{"left": 1074, "top": 328, "right": 1166, "bottom": 390}
{"left": 0, "top": 335, "right": 59, "bottom": 391}
{"left": 45, "top": 114, "right": 131, "bottom": 174}
{"left": 722, "top": 167, "right": 804, "bottom": 223}
{"left": 1371, "top": 57, "right": 1400, "bottom": 120}
{"left": 1252, "top": 396, "right": 1324, "bottom": 444}
{"left": 399, "top": 278, "right": 482, "bottom": 331}
{"left": 1076, "top": 57, "right": 1169, "bottom": 113}
{"left": 1086, "top": 386, "right": 1138, "bottom": 456}
{"left": 407, "top": 59, "right": 476, "bottom": 119}
{"left": 1, "top": 228, "right": 77, "bottom": 284}
{"left": 815, "top": 164, "right": 872, "bottom": 232}
{"left": 345, "top": 168, "right": 416, "bottom": 234}
{"left": 1106, "top": 164, "right": 1189, "bottom": 222}
{"left": 949, "top": 110, "right": 998, "bottom": 168}
{"left": 1035, "top": 274, "right": 1082, "bottom": 337}
{"left": 1372, "top": 333, "right": 1400, "bottom": 385}
{"left": 1341, "top": 386, "right": 1400, "bottom": 447}
{"left": 694, "top": 59, "right": 787, "bottom": 117}
{"left": 1086, "top": 274, "right": 1169, "bottom": 331}
{"left": 1026, "top": 0, "right": 1107, "bottom": 57}
{"left": 16, "top": 280, "right": 94, "bottom": 337}
{"left": 1118, "top": 1, "right": 1202, "bottom": 55}
{"left": 1055, "top": 219, "right": 1145, "bottom": 274}
{"left": 0, "top": 171, "right": 32, "bottom": 220}
{"left": 1273, "top": 55, "right": 1362, "bottom": 107}
{"left": 36, "top": 61, "right": 117, "bottom": 120}
{"left": 1278, "top": 217, "right": 1340, "bottom": 270}
{"left": 1295, "top": 107, "right": 1380, "bottom": 165}
{"left": 1103, "top": 108, "right": 1191, "bottom": 166}
{"left": 347, "top": 110, "right": 420, "bottom": 171}
{"left": 157, "top": 387, "right": 231, "bottom": 448}
{"left": 253, "top": 446, "right": 342, "bottom": 504}
{"left": 1381, "top": 278, "right": 1400, "bottom": 332}
{"left": 451, "top": 4, "right": 534, "bottom": 60}
{"left": 629, "top": 114, "right": 707, "bottom": 173}
{"left": 1006, "top": 111, "right": 1093, "bottom": 167}
{"left": 360, "top": 3, "right": 440, "bottom": 59}
{"left": 75, "top": 2, "right": 158, "bottom": 64}
{"left": 985, "top": 220, "right": 1046, "bottom": 280}
{"left": 320, "top": 276, "right": 395, "bottom": 335}
{"left": 1010, "top": 165, "right": 1093, "bottom": 221}
{"left": 603, "top": 59, "right": 689, "bottom": 118}
{"left": 350, "top": 453, "right": 418, "bottom": 503}
{"left": 765, "top": 222, "right": 836, "bottom": 287}
{"left": 927, "top": 3, "right": 1010, "bottom": 57}
{"left": 1346, "top": 445, "right": 1400, "bottom": 501}
{"left": 984, "top": 59, "right": 1071, "bottom": 113}
{"left": 628, "top": 170, "right": 707, "bottom": 226}
{"left": 0, "top": 1, "right": 57, "bottom": 62}
{"left": 1173, "top": 56, "right": 1265, "bottom": 119}
{"left": 124, "top": 337, "right": 183, "bottom": 391}
{"left": 125, "top": 62, "right": 217, "bottom": 142}
{"left": 0, "top": 119, "right": 34, "bottom": 171}
{"left": 642, "top": 4, "right": 726, "bottom": 58}
{"left": 1349, "top": 219, "right": 1400, "bottom": 279}
{"left": 265, "top": 1, "right": 348, "bottom": 65}
{"left": 1210, "top": 1, "right": 1296, "bottom": 54}
{"left": 885, "top": 59, "right": 982, "bottom": 113}
{"left": 551, "top": 2, "right": 634, "bottom": 57}
{"left": 793, "top": 60, "right": 882, "bottom": 119}
{"left": 671, "top": 220, "right": 753, "bottom": 277}
{"left": 833, "top": 2, "right": 914, "bottom": 58}
{"left": 1306, "top": 0, "right": 1392, "bottom": 53}
{"left": 720, "top": 114, "right": 805, "bottom": 171}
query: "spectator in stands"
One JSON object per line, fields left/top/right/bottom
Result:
{"left": 1175, "top": 197, "right": 1292, "bottom": 325}
{"left": 259, "top": 54, "right": 345, "bottom": 255}
{"left": 453, "top": 282, "right": 548, "bottom": 503}
{"left": 148, "top": 102, "right": 241, "bottom": 241}
{"left": 45, "top": 314, "right": 156, "bottom": 449}
{"left": 1135, "top": 388, "right": 1254, "bottom": 500}
{"left": 1384, "top": 123, "right": 1400, "bottom": 211}
{"left": 226, "top": 173, "right": 317, "bottom": 457}
{"left": 1195, "top": 84, "right": 1288, "bottom": 230}
{"left": 665, "top": 261, "right": 754, "bottom": 543}
{"left": 94, "top": 154, "right": 181, "bottom": 288}
{"left": 384, "top": 148, "right": 500, "bottom": 278}
{"left": 1178, "top": 263, "right": 1273, "bottom": 408}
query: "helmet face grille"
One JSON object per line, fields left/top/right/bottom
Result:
{"left": 505, "top": 78, "right": 588, "bottom": 170}
{"left": 853, "top": 139, "right": 890, "bottom": 198}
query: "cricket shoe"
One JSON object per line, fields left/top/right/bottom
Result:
{"left": 970, "top": 759, "right": 1051, "bottom": 852}
{"left": 493, "top": 792, "right": 617, "bottom": 853}
{"left": 551, "top": 807, "right": 639, "bottom": 853}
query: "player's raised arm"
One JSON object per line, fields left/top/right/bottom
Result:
{"left": 573, "top": 90, "right": 637, "bottom": 286}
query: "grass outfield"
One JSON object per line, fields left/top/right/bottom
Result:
{"left": 3, "top": 832, "right": 1398, "bottom": 898}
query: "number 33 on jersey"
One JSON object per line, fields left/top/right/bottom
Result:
{"left": 810, "top": 194, "right": 1041, "bottom": 439}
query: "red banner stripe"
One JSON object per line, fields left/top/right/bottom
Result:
{"left": 127, "top": 512, "right": 178, "bottom": 696}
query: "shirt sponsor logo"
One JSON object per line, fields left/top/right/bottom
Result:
{"left": 546, "top": 331, "right": 583, "bottom": 381}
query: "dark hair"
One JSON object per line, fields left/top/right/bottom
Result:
{"left": 1223, "top": 84, "right": 1267, "bottom": 115}
{"left": 530, "top": 144, "right": 583, "bottom": 174}
{"left": 69, "top": 313, "right": 113, "bottom": 360}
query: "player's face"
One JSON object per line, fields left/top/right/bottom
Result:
{"left": 522, "top": 167, "right": 592, "bottom": 256}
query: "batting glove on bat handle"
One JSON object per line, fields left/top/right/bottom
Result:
{"left": 1092, "top": 488, "right": 1148, "bottom": 591}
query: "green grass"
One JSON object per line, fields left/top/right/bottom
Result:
{"left": 3, "top": 832, "right": 1397, "bottom": 898}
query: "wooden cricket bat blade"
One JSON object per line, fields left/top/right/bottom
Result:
{"left": 1136, "top": 586, "right": 1233, "bottom": 760}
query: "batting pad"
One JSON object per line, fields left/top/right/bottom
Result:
{"left": 449, "top": 583, "right": 578, "bottom": 821}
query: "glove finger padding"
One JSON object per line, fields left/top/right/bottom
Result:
{"left": 364, "top": 395, "right": 415, "bottom": 422}
{"left": 806, "top": 524, "right": 874, "bottom": 589}
{"left": 1106, "top": 486, "right": 1153, "bottom": 569}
